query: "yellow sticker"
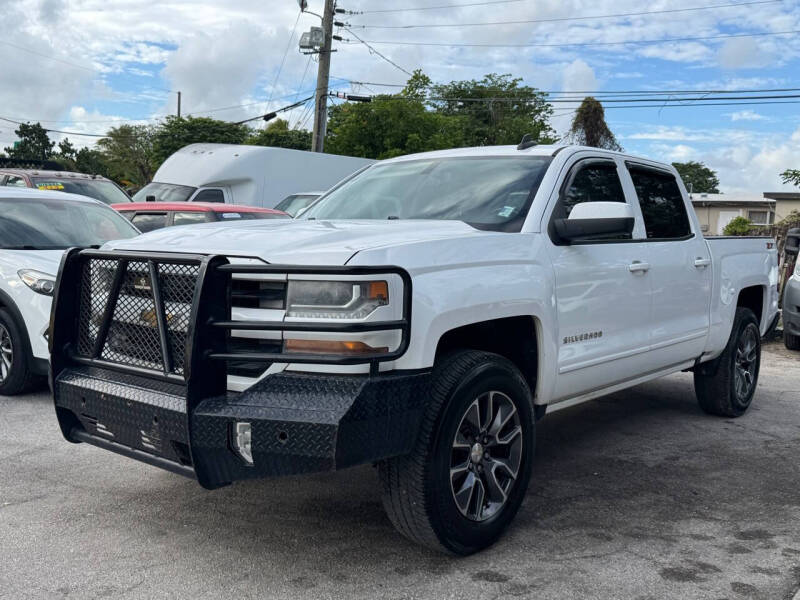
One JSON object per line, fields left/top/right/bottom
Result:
{"left": 36, "top": 182, "right": 65, "bottom": 190}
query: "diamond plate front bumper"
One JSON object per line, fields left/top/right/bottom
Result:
{"left": 54, "top": 365, "right": 430, "bottom": 489}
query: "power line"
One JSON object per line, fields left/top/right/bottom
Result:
{"left": 355, "top": 29, "right": 800, "bottom": 48}
{"left": 344, "top": 28, "right": 412, "bottom": 76}
{"left": 0, "top": 40, "right": 97, "bottom": 73}
{"left": 266, "top": 9, "right": 303, "bottom": 109}
{"left": 355, "top": 0, "right": 527, "bottom": 14}
{"left": 353, "top": 0, "right": 780, "bottom": 29}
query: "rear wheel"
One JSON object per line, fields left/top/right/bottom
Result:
{"left": 378, "top": 350, "right": 535, "bottom": 555}
{"left": 694, "top": 307, "right": 760, "bottom": 417}
{"left": 0, "top": 308, "right": 37, "bottom": 396}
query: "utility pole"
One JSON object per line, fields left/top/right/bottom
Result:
{"left": 311, "top": 0, "right": 335, "bottom": 152}
{"left": 176, "top": 91, "right": 182, "bottom": 118}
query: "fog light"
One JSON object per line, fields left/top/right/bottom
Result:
{"left": 233, "top": 422, "right": 253, "bottom": 465}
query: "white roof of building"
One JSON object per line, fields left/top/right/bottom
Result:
{"left": 690, "top": 192, "right": 774, "bottom": 205}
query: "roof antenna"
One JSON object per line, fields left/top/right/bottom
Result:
{"left": 517, "top": 134, "right": 537, "bottom": 150}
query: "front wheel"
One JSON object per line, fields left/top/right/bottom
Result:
{"left": 378, "top": 350, "right": 535, "bottom": 555}
{"left": 0, "top": 308, "right": 37, "bottom": 396}
{"left": 694, "top": 307, "right": 761, "bottom": 417}
{"left": 785, "top": 331, "right": 800, "bottom": 351}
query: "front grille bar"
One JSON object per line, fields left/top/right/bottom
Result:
{"left": 91, "top": 258, "right": 127, "bottom": 358}
{"left": 148, "top": 261, "right": 173, "bottom": 374}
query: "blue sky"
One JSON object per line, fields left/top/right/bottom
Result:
{"left": 2, "top": 0, "right": 800, "bottom": 192}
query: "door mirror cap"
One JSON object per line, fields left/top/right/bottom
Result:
{"left": 554, "top": 202, "right": 635, "bottom": 243}
{"left": 786, "top": 227, "right": 800, "bottom": 257}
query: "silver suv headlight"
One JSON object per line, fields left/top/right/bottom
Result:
{"left": 18, "top": 269, "right": 56, "bottom": 296}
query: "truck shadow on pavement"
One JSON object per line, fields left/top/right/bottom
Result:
{"left": 94, "top": 369, "right": 800, "bottom": 598}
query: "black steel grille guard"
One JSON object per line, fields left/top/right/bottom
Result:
{"left": 50, "top": 248, "right": 413, "bottom": 387}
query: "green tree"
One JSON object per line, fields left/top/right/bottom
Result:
{"left": 673, "top": 161, "right": 720, "bottom": 194}
{"left": 57, "top": 138, "right": 77, "bottom": 161}
{"left": 723, "top": 216, "right": 753, "bottom": 236}
{"left": 3, "top": 122, "right": 54, "bottom": 161}
{"left": 781, "top": 169, "right": 800, "bottom": 187}
{"left": 151, "top": 116, "right": 249, "bottom": 166}
{"left": 74, "top": 147, "right": 112, "bottom": 178}
{"left": 430, "top": 73, "right": 555, "bottom": 146}
{"left": 247, "top": 118, "right": 312, "bottom": 151}
{"left": 97, "top": 124, "right": 156, "bottom": 186}
{"left": 567, "top": 97, "right": 622, "bottom": 151}
{"left": 325, "top": 95, "right": 467, "bottom": 159}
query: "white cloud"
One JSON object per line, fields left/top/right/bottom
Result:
{"left": 718, "top": 37, "right": 774, "bottom": 70}
{"left": 728, "top": 110, "right": 766, "bottom": 121}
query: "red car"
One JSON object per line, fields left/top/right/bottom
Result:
{"left": 112, "top": 202, "right": 289, "bottom": 233}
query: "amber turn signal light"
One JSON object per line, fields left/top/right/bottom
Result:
{"left": 283, "top": 339, "right": 389, "bottom": 355}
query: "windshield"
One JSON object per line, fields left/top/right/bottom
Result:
{"left": 132, "top": 182, "right": 196, "bottom": 203}
{"left": 0, "top": 197, "right": 139, "bottom": 249}
{"left": 305, "top": 156, "right": 552, "bottom": 232}
{"left": 31, "top": 177, "right": 130, "bottom": 205}
{"left": 274, "top": 194, "right": 321, "bottom": 217}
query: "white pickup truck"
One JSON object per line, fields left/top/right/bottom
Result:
{"left": 49, "top": 144, "right": 779, "bottom": 555}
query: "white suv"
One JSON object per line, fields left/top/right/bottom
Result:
{"left": 0, "top": 188, "right": 139, "bottom": 394}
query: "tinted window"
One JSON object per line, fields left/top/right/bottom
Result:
{"left": 30, "top": 177, "right": 130, "bottom": 204}
{"left": 132, "top": 182, "right": 196, "bottom": 203}
{"left": 559, "top": 162, "right": 626, "bottom": 218}
{"left": 629, "top": 167, "right": 691, "bottom": 239}
{"left": 131, "top": 213, "right": 168, "bottom": 233}
{"left": 6, "top": 175, "right": 26, "bottom": 187}
{"left": 173, "top": 212, "right": 210, "bottom": 226}
{"left": 306, "top": 157, "right": 552, "bottom": 232}
{"left": 275, "top": 194, "right": 321, "bottom": 216}
{"left": 192, "top": 189, "right": 224, "bottom": 203}
{"left": 0, "top": 197, "right": 138, "bottom": 249}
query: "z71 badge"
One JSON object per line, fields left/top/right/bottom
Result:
{"left": 563, "top": 331, "right": 603, "bottom": 344}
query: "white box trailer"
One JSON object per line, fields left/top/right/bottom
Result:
{"left": 132, "top": 144, "right": 375, "bottom": 208}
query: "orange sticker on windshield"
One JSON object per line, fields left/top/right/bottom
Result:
{"left": 36, "top": 182, "right": 65, "bottom": 190}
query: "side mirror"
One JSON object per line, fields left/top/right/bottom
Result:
{"left": 554, "top": 202, "right": 635, "bottom": 243}
{"left": 145, "top": 195, "right": 156, "bottom": 202}
{"left": 786, "top": 228, "right": 800, "bottom": 257}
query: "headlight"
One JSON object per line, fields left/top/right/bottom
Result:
{"left": 18, "top": 270, "right": 56, "bottom": 296}
{"left": 286, "top": 280, "right": 388, "bottom": 319}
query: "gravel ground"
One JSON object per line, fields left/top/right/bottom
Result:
{"left": 1, "top": 341, "right": 799, "bottom": 600}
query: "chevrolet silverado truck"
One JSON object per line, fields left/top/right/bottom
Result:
{"left": 49, "top": 144, "right": 779, "bottom": 555}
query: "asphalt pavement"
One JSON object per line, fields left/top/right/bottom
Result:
{"left": 2, "top": 341, "right": 800, "bottom": 600}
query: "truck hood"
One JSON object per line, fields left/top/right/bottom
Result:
{"left": 103, "top": 219, "right": 485, "bottom": 265}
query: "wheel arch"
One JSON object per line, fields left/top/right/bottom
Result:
{"left": 736, "top": 284, "right": 765, "bottom": 329}
{"left": 433, "top": 315, "right": 541, "bottom": 409}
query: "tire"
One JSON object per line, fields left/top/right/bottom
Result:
{"left": 785, "top": 331, "right": 800, "bottom": 351}
{"left": 378, "top": 350, "right": 535, "bottom": 555}
{"left": 0, "top": 308, "right": 37, "bottom": 396}
{"left": 694, "top": 307, "right": 761, "bottom": 417}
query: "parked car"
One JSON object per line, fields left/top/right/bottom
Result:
{"left": 0, "top": 188, "right": 139, "bottom": 395}
{"left": 131, "top": 144, "right": 374, "bottom": 208}
{"left": 0, "top": 168, "right": 131, "bottom": 205}
{"left": 274, "top": 191, "right": 323, "bottom": 217}
{"left": 783, "top": 228, "right": 800, "bottom": 350}
{"left": 112, "top": 202, "right": 289, "bottom": 233}
{"left": 49, "top": 143, "right": 778, "bottom": 554}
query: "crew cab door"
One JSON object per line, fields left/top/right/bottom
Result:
{"left": 623, "top": 163, "right": 711, "bottom": 366}
{"left": 545, "top": 155, "right": 653, "bottom": 401}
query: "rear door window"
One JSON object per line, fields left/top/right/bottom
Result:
{"left": 173, "top": 211, "right": 210, "bottom": 226}
{"left": 5, "top": 175, "right": 27, "bottom": 187}
{"left": 131, "top": 213, "right": 168, "bottom": 233}
{"left": 628, "top": 167, "right": 692, "bottom": 240}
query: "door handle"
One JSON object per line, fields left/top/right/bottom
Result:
{"left": 628, "top": 261, "right": 651, "bottom": 273}
{"left": 694, "top": 257, "right": 711, "bottom": 268}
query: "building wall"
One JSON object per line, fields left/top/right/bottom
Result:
{"left": 775, "top": 199, "right": 800, "bottom": 222}
{"left": 691, "top": 203, "right": 776, "bottom": 234}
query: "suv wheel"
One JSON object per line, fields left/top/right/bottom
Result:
{"left": 378, "top": 350, "right": 535, "bottom": 555}
{"left": 694, "top": 307, "right": 761, "bottom": 417}
{"left": 785, "top": 331, "right": 800, "bottom": 351}
{"left": 0, "top": 308, "right": 37, "bottom": 396}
